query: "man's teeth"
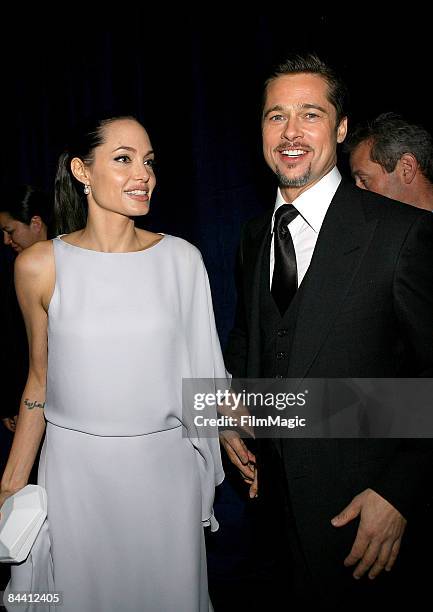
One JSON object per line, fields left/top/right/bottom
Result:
{"left": 126, "top": 190, "right": 148, "bottom": 195}
{"left": 281, "top": 149, "right": 305, "bottom": 156}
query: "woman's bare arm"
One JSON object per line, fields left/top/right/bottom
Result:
{"left": 0, "top": 241, "right": 54, "bottom": 507}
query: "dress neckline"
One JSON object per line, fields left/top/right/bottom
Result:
{"left": 55, "top": 233, "right": 166, "bottom": 255}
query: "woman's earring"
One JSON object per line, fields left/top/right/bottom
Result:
{"left": 84, "top": 184, "right": 90, "bottom": 195}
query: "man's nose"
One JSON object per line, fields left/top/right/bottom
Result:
{"left": 281, "top": 116, "right": 303, "bottom": 141}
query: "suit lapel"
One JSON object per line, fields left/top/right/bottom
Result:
{"left": 287, "top": 181, "right": 378, "bottom": 378}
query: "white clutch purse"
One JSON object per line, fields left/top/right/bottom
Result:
{"left": 0, "top": 484, "right": 47, "bottom": 563}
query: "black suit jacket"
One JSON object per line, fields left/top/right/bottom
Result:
{"left": 225, "top": 178, "right": 433, "bottom": 580}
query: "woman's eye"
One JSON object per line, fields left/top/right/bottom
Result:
{"left": 144, "top": 159, "right": 155, "bottom": 167}
{"left": 114, "top": 155, "right": 131, "bottom": 163}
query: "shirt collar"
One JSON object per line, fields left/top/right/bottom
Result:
{"left": 272, "top": 167, "right": 342, "bottom": 233}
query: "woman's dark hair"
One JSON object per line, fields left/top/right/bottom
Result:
{"left": 1, "top": 185, "right": 52, "bottom": 228}
{"left": 54, "top": 114, "right": 141, "bottom": 235}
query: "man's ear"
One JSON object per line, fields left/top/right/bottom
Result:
{"left": 70, "top": 157, "right": 89, "bottom": 186}
{"left": 29, "top": 215, "right": 43, "bottom": 233}
{"left": 398, "top": 153, "right": 418, "bottom": 184}
{"left": 337, "top": 117, "right": 348, "bottom": 144}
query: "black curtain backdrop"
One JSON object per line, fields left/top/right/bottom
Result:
{"left": 2, "top": 13, "right": 430, "bottom": 345}
{"left": 1, "top": 11, "right": 431, "bottom": 602}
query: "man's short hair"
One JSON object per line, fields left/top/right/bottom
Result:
{"left": 345, "top": 112, "right": 433, "bottom": 183}
{"left": 264, "top": 53, "right": 348, "bottom": 126}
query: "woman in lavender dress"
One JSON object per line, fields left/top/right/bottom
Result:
{"left": 0, "top": 115, "right": 225, "bottom": 611}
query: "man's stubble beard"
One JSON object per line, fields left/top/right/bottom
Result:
{"left": 276, "top": 164, "right": 312, "bottom": 188}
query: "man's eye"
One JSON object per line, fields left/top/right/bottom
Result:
{"left": 270, "top": 114, "right": 285, "bottom": 122}
{"left": 114, "top": 155, "right": 131, "bottom": 163}
{"left": 305, "top": 113, "right": 319, "bottom": 119}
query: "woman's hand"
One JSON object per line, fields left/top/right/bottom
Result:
{"left": 0, "top": 488, "right": 17, "bottom": 520}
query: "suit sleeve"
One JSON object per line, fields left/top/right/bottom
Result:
{"left": 393, "top": 211, "right": 433, "bottom": 375}
{"left": 372, "top": 212, "right": 433, "bottom": 518}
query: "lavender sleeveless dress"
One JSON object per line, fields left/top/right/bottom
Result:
{"left": 5, "top": 234, "right": 225, "bottom": 612}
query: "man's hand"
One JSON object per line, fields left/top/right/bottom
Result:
{"left": 331, "top": 488, "right": 407, "bottom": 579}
{"left": 219, "top": 430, "right": 258, "bottom": 497}
{"left": 2, "top": 416, "right": 18, "bottom": 433}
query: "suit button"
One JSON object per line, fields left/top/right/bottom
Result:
{"left": 277, "top": 328, "right": 288, "bottom": 337}
{"left": 276, "top": 351, "right": 288, "bottom": 360}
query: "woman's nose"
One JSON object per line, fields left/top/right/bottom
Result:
{"left": 133, "top": 160, "right": 151, "bottom": 182}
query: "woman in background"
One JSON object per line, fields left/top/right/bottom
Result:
{"left": 0, "top": 186, "right": 52, "bottom": 432}
{"left": 0, "top": 185, "right": 50, "bottom": 254}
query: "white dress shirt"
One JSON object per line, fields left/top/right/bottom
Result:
{"left": 270, "top": 167, "right": 342, "bottom": 287}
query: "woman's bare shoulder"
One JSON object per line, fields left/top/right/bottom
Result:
{"left": 14, "top": 239, "right": 55, "bottom": 279}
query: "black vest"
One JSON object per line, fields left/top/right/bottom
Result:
{"left": 259, "top": 233, "right": 302, "bottom": 378}
{"left": 258, "top": 234, "right": 299, "bottom": 520}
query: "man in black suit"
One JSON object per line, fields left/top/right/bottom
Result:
{"left": 221, "top": 53, "right": 433, "bottom": 608}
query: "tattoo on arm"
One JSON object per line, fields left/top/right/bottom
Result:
{"left": 24, "top": 398, "right": 45, "bottom": 410}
